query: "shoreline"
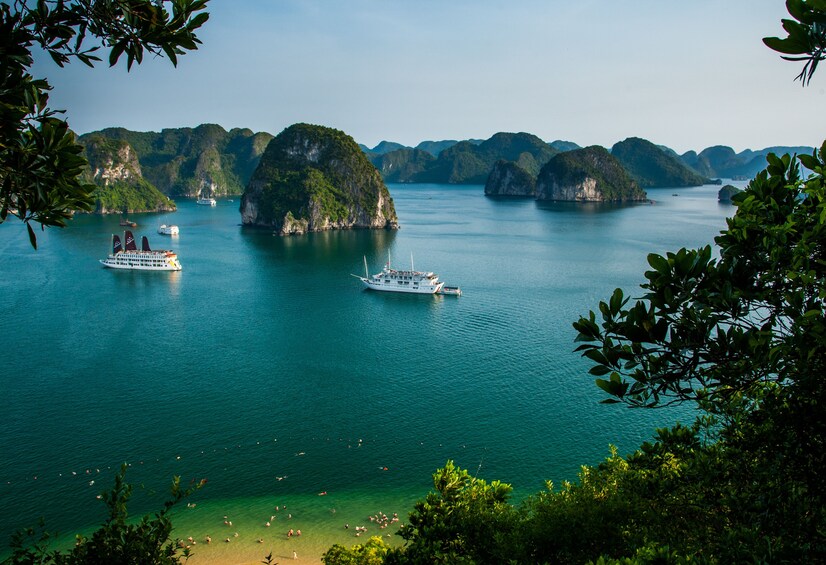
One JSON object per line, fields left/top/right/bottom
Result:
{"left": 13, "top": 490, "right": 415, "bottom": 565}
{"left": 174, "top": 498, "right": 408, "bottom": 565}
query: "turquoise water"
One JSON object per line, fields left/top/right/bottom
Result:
{"left": 0, "top": 183, "right": 741, "bottom": 562}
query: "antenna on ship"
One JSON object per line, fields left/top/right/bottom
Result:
{"left": 364, "top": 255, "right": 369, "bottom": 279}
{"left": 410, "top": 252, "right": 414, "bottom": 272}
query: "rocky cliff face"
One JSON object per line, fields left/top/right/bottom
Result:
{"left": 86, "top": 138, "right": 142, "bottom": 184}
{"left": 484, "top": 160, "right": 535, "bottom": 196}
{"left": 80, "top": 125, "right": 274, "bottom": 197}
{"left": 241, "top": 123, "right": 399, "bottom": 235}
{"left": 536, "top": 146, "right": 647, "bottom": 202}
{"left": 81, "top": 136, "right": 176, "bottom": 214}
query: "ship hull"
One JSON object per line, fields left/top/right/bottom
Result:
{"left": 360, "top": 278, "right": 443, "bottom": 294}
{"left": 100, "top": 256, "right": 182, "bottom": 271}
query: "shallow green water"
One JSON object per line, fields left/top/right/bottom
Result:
{"left": 0, "top": 183, "right": 741, "bottom": 561}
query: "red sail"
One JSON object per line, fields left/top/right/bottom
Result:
{"left": 112, "top": 234, "right": 123, "bottom": 254}
{"left": 124, "top": 230, "right": 137, "bottom": 251}
{"left": 141, "top": 236, "right": 151, "bottom": 251}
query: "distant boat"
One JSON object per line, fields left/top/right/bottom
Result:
{"left": 196, "top": 197, "right": 217, "bottom": 206}
{"left": 99, "top": 231, "right": 182, "bottom": 271}
{"left": 352, "top": 254, "right": 445, "bottom": 294}
{"left": 119, "top": 218, "right": 137, "bottom": 227}
{"left": 158, "top": 224, "right": 179, "bottom": 235}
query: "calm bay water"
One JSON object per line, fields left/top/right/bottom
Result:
{"left": 0, "top": 182, "right": 741, "bottom": 563}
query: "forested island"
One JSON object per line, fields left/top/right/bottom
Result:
{"left": 240, "top": 124, "right": 399, "bottom": 235}
{"left": 535, "top": 146, "right": 648, "bottom": 202}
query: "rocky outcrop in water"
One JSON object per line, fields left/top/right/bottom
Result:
{"left": 718, "top": 184, "right": 742, "bottom": 203}
{"left": 536, "top": 146, "right": 647, "bottom": 202}
{"left": 240, "top": 124, "right": 399, "bottom": 235}
{"left": 484, "top": 160, "right": 535, "bottom": 196}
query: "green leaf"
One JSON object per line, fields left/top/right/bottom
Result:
{"left": 589, "top": 365, "right": 612, "bottom": 377}
{"left": 26, "top": 222, "right": 37, "bottom": 250}
{"left": 647, "top": 253, "right": 670, "bottom": 274}
{"left": 109, "top": 41, "right": 126, "bottom": 67}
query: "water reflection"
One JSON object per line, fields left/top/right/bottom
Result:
{"left": 240, "top": 226, "right": 398, "bottom": 267}
{"left": 534, "top": 199, "right": 648, "bottom": 215}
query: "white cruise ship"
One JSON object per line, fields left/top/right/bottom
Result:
{"left": 353, "top": 255, "right": 444, "bottom": 294}
{"left": 196, "top": 197, "right": 216, "bottom": 206}
{"left": 158, "top": 224, "right": 179, "bottom": 235}
{"left": 100, "top": 231, "right": 182, "bottom": 271}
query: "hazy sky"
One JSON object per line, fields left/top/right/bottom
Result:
{"left": 33, "top": 0, "right": 826, "bottom": 153}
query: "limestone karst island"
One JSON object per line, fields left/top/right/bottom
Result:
{"left": 240, "top": 124, "right": 399, "bottom": 235}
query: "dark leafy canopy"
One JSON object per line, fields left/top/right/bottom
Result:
{"left": 384, "top": 461, "right": 516, "bottom": 565}
{"left": 0, "top": 0, "right": 209, "bottom": 248}
{"left": 573, "top": 145, "right": 825, "bottom": 412}
{"left": 763, "top": 0, "right": 826, "bottom": 85}
{"left": 3, "top": 463, "right": 206, "bottom": 565}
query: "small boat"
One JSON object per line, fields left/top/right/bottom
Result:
{"left": 99, "top": 231, "right": 182, "bottom": 271}
{"left": 119, "top": 218, "right": 137, "bottom": 227}
{"left": 196, "top": 197, "right": 217, "bottom": 206}
{"left": 352, "top": 254, "right": 445, "bottom": 294}
{"left": 158, "top": 224, "right": 179, "bottom": 235}
{"left": 439, "top": 286, "right": 462, "bottom": 296}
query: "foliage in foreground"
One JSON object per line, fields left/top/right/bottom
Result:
{"left": 0, "top": 0, "right": 209, "bottom": 248}
{"left": 2, "top": 464, "right": 204, "bottom": 565}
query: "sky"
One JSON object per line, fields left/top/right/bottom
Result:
{"left": 32, "top": 0, "right": 826, "bottom": 154}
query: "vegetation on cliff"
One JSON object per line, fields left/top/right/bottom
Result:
{"left": 373, "top": 148, "right": 436, "bottom": 183}
{"left": 612, "top": 137, "right": 708, "bottom": 187}
{"left": 367, "top": 132, "right": 557, "bottom": 184}
{"left": 536, "top": 146, "right": 647, "bottom": 201}
{"left": 241, "top": 124, "right": 398, "bottom": 234}
{"left": 81, "top": 135, "right": 176, "bottom": 214}
{"left": 80, "top": 124, "right": 273, "bottom": 197}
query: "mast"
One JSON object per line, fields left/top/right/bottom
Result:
{"left": 410, "top": 252, "right": 414, "bottom": 272}
{"left": 364, "top": 256, "right": 369, "bottom": 279}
